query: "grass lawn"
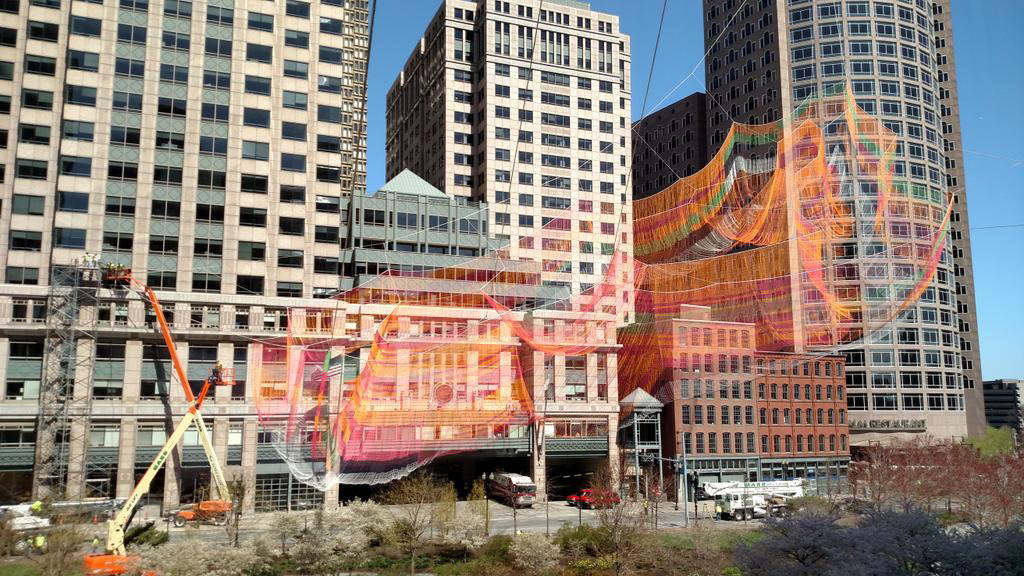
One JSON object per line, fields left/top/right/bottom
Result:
{"left": 0, "top": 561, "right": 39, "bottom": 576}
{"left": 659, "top": 526, "right": 765, "bottom": 552}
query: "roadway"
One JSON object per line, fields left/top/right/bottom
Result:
{"left": 143, "top": 499, "right": 759, "bottom": 546}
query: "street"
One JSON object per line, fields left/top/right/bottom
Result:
{"left": 137, "top": 499, "right": 761, "bottom": 547}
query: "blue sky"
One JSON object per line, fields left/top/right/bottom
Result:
{"left": 365, "top": 1, "right": 1023, "bottom": 380}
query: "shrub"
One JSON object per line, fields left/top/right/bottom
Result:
{"left": 476, "top": 534, "right": 513, "bottom": 564}
{"left": 786, "top": 496, "right": 836, "bottom": 515}
{"left": 508, "top": 533, "right": 559, "bottom": 575}
{"left": 554, "top": 522, "right": 610, "bottom": 558}
{"left": 137, "top": 538, "right": 263, "bottom": 576}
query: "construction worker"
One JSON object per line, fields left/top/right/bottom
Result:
{"left": 33, "top": 534, "right": 46, "bottom": 553}
{"left": 643, "top": 499, "right": 649, "bottom": 516}
{"left": 92, "top": 536, "right": 101, "bottom": 554}
{"left": 30, "top": 500, "right": 43, "bottom": 515}
{"left": 714, "top": 503, "right": 722, "bottom": 520}
{"left": 212, "top": 362, "right": 224, "bottom": 386}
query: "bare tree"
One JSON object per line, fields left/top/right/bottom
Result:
{"left": 468, "top": 479, "right": 490, "bottom": 536}
{"left": 851, "top": 439, "right": 1024, "bottom": 528}
{"left": 0, "top": 516, "right": 20, "bottom": 557}
{"left": 224, "top": 473, "right": 248, "bottom": 548}
{"left": 379, "top": 471, "right": 449, "bottom": 576}
{"left": 849, "top": 443, "right": 901, "bottom": 511}
{"left": 590, "top": 465, "right": 649, "bottom": 576}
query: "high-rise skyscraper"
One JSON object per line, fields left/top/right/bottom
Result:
{"left": 630, "top": 91, "right": 708, "bottom": 200}
{"left": 0, "top": 0, "right": 368, "bottom": 508}
{"left": 701, "top": 0, "right": 979, "bottom": 443}
{"left": 930, "top": 2, "right": 984, "bottom": 435}
{"left": 386, "top": 0, "right": 634, "bottom": 322}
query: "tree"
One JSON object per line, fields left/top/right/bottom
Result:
{"left": 379, "top": 471, "right": 450, "bottom": 576}
{"left": 846, "top": 508, "right": 956, "bottom": 576}
{"left": 952, "top": 524, "right": 1024, "bottom": 576}
{"left": 737, "top": 506, "right": 1024, "bottom": 576}
{"left": 967, "top": 427, "right": 1016, "bottom": 457}
{"left": 430, "top": 480, "right": 458, "bottom": 540}
{"left": 269, "top": 511, "right": 302, "bottom": 556}
{"left": 224, "top": 473, "right": 248, "bottom": 548}
{"left": 0, "top": 516, "right": 20, "bottom": 557}
{"left": 735, "top": 512, "right": 850, "bottom": 576}
{"left": 468, "top": 478, "right": 490, "bottom": 536}
{"left": 590, "top": 465, "right": 648, "bottom": 576}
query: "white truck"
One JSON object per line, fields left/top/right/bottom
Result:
{"left": 488, "top": 473, "right": 537, "bottom": 508}
{"left": 702, "top": 480, "right": 804, "bottom": 521}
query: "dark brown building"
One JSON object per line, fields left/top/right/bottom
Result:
{"left": 631, "top": 92, "right": 708, "bottom": 199}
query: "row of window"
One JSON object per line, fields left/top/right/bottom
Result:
{"left": 1, "top": 89, "right": 352, "bottom": 133}
{"left": 846, "top": 392, "right": 962, "bottom": 411}
{"left": 761, "top": 406, "right": 846, "bottom": 426}
{"left": 9, "top": 218, "right": 340, "bottom": 252}
{"left": 356, "top": 210, "right": 487, "bottom": 234}
{"left": 790, "top": 20, "right": 931, "bottom": 50}
{"left": 10, "top": 157, "right": 347, "bottom": 183}
{"left": 16, "top": 123, "right": 345, "bottom": 155}
{"left": 9, "top": 189, "right": 340, "bottom": 219}
{"left": 789, "top": 2, "right": 931, "bottom": 28}
{"left": 682, "top": 431, "right": 848, "bottom": 455}
{"left": 846, "top": 371, "right": 962, "bottom": 390}
{"left": 682, "top": 405, "right": 757, "bottom": 426}
{"left": 3, "top": 11, "right": 347, "bottom": 49}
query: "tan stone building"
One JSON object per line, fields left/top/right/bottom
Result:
{"left": 386, "top": 0, "right": 635, "bottom": 324}
{"left": 0, "top": 0, "right": 369, "bottom": 509}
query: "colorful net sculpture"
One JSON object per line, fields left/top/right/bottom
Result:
{"left": 253, "top": 86, "right": 953, "bottom": 488}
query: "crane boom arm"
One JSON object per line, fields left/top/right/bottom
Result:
{"left": 107, "top": 409, "right": 200, "bottom": 556}
{"left": 128, "top": 276, "right": 230, "bottom": 501}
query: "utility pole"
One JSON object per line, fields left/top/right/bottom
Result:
{"left": 681, "top": 442, "right": 689, "bottom": 527}
{"left": 643, "top": 452, "right": 689, "bottom": 528}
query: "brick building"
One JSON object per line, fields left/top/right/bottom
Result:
{"left": 755, "top": 351, "right": 849, "bottom": 481}
{"left": 622, "top": 305, "right": 849, "bottom": 487}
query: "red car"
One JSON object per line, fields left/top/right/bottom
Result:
{"left": 567, "top": 489, "right": 621, "bottom": 509}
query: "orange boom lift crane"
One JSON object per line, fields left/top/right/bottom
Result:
{"left": 84, "top": 267, "right": 232, "bottom": 575}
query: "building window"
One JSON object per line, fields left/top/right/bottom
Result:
{"left": 248, "top": 12, "right": 273, "bottom": 31}
{"left": 237, "top": 276, "right": 264, "bottom": 295}
{"left": 246, "top": 43, "right": 272, "bottom": 63}
{"left": 565, "top": 356, "right": 586, "bottom": 401}
{"left": 279, "top": 217, "right": 304, "bottom": 236}
{"left": 54, "top": 228, "right": 86, "bottom": 249}
{"left": 70, "top": 16, "right": 102, "bottom": 36}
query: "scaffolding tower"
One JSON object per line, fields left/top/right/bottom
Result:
{"left": 33, "top": 264, "right": 101, "bottom": 500}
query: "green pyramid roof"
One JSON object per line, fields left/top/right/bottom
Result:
{"left": 374, "top": 169, "right": 447, "bottom": 198}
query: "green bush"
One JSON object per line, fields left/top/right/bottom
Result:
{"left": 554, "top": 522, "right": 611, "bottom": 557}
{"left": 476, "top": 534, "right": 513, "bottom": 564}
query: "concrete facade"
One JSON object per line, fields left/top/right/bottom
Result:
{"left": 701, "top": 0, "right": 975, "bottom": 443}
{"left": 0, "top": 0, "right": 369, "bottom": 507}
{"left": 386, "top": 0, "right": 634, "bottom": 322}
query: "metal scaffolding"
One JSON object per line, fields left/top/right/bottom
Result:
{"left": 33, "top": 265, "right": 100, "bottom": 500}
